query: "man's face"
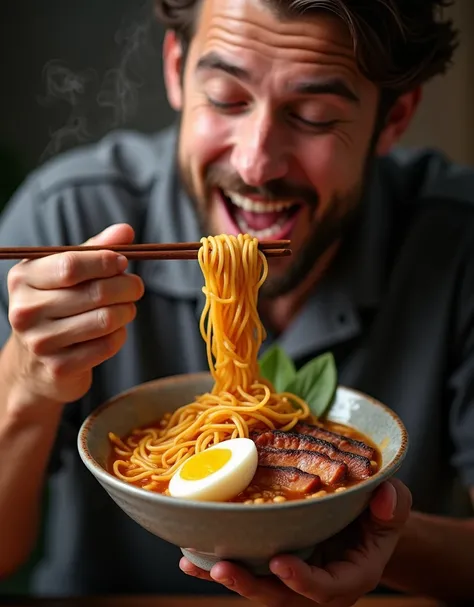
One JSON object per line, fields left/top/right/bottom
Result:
{"left": 169, "top": 0, "right": 381, "bottom": 296}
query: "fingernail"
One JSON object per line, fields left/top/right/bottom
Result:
{"left": 387, "top": 482, "right": 397, "bottom": 517}
{"left": 117, "top": 255, "right": 128, "bottom": 271}
{"left": 271, "top": 564, "right": 292, "bottom": 580}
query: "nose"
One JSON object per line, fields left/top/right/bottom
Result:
{"left": 230, "top": 111, "right": 289, "bottom": 186}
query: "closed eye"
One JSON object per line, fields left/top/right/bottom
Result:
{"left": 291, "top": 115, "right": 340, "bottom": 130}
{"left": 207, "top": 97, "right": 247, "bottom": 111}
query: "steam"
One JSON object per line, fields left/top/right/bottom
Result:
{"left": 38, "top": 62, "right": 96, "bottom": 160}
{"left": 38, "top": 1, "right": 155, "bottom": 162}
{"left": 97, "top": 20, "right": 151, "bottom": 127}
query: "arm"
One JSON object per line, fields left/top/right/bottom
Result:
{"left": 381, "top": 494, "right": 474, "bottom": 602}
{"left": 0, "top": 225, "right": 143, "bottom": 579}
{"left": 0, "top": 343, "right": 64, "bottom": 578}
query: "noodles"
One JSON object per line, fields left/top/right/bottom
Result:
{"left": 109, "top": 234, "right": 310, "bottom": 489}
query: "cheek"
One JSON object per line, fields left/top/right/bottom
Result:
{"left": 298, "top": 135, "right": 366, "bottom": 202}
{"left": 182, "top": 105, "right": 230, "bottom": 169}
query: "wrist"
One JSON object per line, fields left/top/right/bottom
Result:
{"left": 1, "top": 336, "right": 65, "bottom": 424}
{"left": 6, "top": 381, "right": 65, "bottom": 422}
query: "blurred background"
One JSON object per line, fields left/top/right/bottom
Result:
{"left": 1, "top": 0, "right": 474, "bottom": 216}
{"left": 0, "top": 0, "right": 473, "bottom": 595}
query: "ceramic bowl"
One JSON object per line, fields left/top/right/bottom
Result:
{"left": 77, "top": 373, "right": 408, "bottom": 575}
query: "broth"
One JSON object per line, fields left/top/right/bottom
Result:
{"left": 108, "top": 417, "right": 381, "bottom": 503}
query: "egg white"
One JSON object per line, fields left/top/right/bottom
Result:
{"left": 168, "top": 438, "right": 258, "bottom": 502}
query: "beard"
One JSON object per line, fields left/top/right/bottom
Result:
{"left": 261, "top": 192, "right": 365, "bottom": 298}
{"left": 178, "top": 142, "right": 376, "bottom": 299}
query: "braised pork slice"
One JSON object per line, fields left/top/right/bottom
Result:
{"left": 294, "top": 421, "right": 375, "bottom": 461}
{"left": 256, "top": 445, "right": 347, "bottom": 486}
{"left": 253, "top": 430, "right": 372, "bottom": 481}
{"left": 252, "top": 465, "right": 321, "bottom": 495}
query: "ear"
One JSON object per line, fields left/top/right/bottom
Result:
{"left": 163, "top": 30, "right": 184, "bottom": 111}
{"left": 375, "top": 87, "right": 423, "bottom": 155}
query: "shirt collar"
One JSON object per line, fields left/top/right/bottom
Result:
{"left": 140, "top": 126, "right": 390, "bottom": 358}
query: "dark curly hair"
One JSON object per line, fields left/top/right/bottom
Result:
{"left": 154, "top": 0, "right": 459, "bottom": 107}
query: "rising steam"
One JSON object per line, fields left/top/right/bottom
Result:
{"left": 38, "top": 1, "right": 155, "bottom": 162}
{"left": 97, "top": 19, "right": 151, "bottom": 128}
{"left": 38, "top": 61, "right": 96, "bottom": 160}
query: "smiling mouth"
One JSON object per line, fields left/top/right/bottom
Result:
{"left": 219, "top": 189, "right": 303, "bottom": 239}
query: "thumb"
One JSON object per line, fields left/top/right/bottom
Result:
{"left": 369, "top": 478, "right": 412, "bottom": 528}
{"left": 83, "top": 223, "right": 135, "bottom": 246}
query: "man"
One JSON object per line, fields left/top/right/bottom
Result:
{"left": 0, "top": 0, "right": 473, "bottom": 604}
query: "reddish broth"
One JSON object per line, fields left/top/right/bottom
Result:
{"left": 108, "top": 419, "right": 381, "bottom": 503}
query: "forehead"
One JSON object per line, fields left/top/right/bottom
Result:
{"left": 191, "top": 0, "right": 359, "bottom": 81}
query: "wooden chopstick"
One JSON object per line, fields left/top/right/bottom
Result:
{"left": 0, "top": 240, "right": 291, "bottom": 261}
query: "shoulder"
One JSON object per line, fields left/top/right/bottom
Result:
{"left": 30, "top": 127, "right": 176, "bottom": 199}
{"left": 378, "top": 147, "right": 474, "bottom": 251}
{"left": 0, "top": 126, "right": 178, "bottom": 247}
{"left": 381, "top": 146, "right": 474, "bottom": 209}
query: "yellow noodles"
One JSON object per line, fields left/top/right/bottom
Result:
{"left": 109, "top": 234, "right": 310, "bottom": 489}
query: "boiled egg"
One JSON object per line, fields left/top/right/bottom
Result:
{"left": 168, "top": 438, "right": 258, "bottom": 502}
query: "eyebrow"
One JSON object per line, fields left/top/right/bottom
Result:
{"left": 290, "top": 79, "right": 360, "bottom": 104}
{"left": 196, "top": 51, "right": 359, "bottom": 105}
{"left": 196, "top": 52, "right": 251, "bottom": 81}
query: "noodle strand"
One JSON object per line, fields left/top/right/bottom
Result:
{"left": 110, "top": 234, "right": 310, "bottom": 487}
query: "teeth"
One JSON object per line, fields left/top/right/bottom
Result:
{"left": 227, "top": 191, "right": 295, "bottom": 213}
{"left": 236, "top": 215, "right": 288, "bottom": 239}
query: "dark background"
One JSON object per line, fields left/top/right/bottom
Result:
{"left": 0, "top": 0, "right": 473, "bottom": 596}
{"left": 0, "top": 0, "right": 176, "bottom": 211}
{"left": 1, "top": 0, "right": 473, "bottom": 183}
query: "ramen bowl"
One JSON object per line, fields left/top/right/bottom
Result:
{"left": 78, "top": 373, "right": 408, "bottom": 575}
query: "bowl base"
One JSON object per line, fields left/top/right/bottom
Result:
{"left": 181, "top": 546, "right": 314, "bottom": 577}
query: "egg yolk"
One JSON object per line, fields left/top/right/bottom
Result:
{"left": 180, "top": 448, "right": 232, "bottom": 481}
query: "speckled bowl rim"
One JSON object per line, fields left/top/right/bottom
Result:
{"left": 77, "top": 372, "right": 409, "bottom": 511}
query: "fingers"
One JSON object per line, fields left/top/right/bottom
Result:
{"left": 180, "top": 483, "right": 412, "bottom": 607}
{"left": 44, "top": 326, "right": 129, "bottom": 376}
{"left": 211, "top": 563, "right": 288, "bottom": 606}
{"left": 84, "top": 223, "right": 135, "bottom": 246}
{"left": 268, "top": 482, "right": 412, "bottom": 605}
{"left": 270, "top": 553, "right": 372, "bottom": 605}
{"left": 179, "top": 558, "right": 214, "bottom": 583}
{"left": 11, "top": 273, "right": 144, "bottom": 324}
{"left": 8, "top": 223, "right": 135, "bottom": 292}
{"left": 24, "top": 303, "right": 137, "bottom": 355}
{"left": 50, "top": 273, "right": 144, "bottom": 319}
{"left": 9, "top": 250, "right": 129, "bottom": 292}
{"left": 181, "top": 557, "right": 294, "bottom": 607}
{"left": 5, "top": 224, "right": 143, "bottom": 405}
{"left": 369, "top": 479, "right": 412, "bottom": 527}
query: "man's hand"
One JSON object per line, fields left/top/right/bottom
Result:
{"left": 180, "top": 479, "right": 412, "bottom": 607}
{"left": 6, "top": 223, "right": 144, "bottom": 407}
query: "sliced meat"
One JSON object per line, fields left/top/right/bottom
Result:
{"left": 256, "top": 445, "right": 347, "bottom": 486}
{"left": 294, "top": 421, "right": 376, "bottom": 460}
{"left": 252, "top": 465, "right": 321, "bottom": 496}
{"left": 253, "top": 430, "right": 372, "bottom": 481}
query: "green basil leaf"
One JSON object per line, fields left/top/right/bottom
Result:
{"left": 258, "top": 345, "right": 296, "bottom": 392}
{"left": 285, "top": 352, "right": 337, "bottom": 418}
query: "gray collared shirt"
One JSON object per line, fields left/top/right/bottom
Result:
{"left": 1, "top": 125, "right": 474, "bottom": 596}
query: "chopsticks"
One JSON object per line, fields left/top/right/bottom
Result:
{"left": 0, "top": 240, "right": 291, "bottom": 261}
